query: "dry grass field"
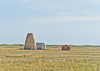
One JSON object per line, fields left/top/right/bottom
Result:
{"left": 0, "top": 45, "right": 100, "bottom": 71}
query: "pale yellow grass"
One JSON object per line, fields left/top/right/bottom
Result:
{"left": 0, "top": 48, "right": 100, "bottom": 71}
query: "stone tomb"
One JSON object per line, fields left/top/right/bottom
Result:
{"left": 24, "top": 33, "right": 36, "bottom": 50}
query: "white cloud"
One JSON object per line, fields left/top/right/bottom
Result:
{"left": 22, "top": 0, "right": 29, "bottom": 2}
{"left": 81, "top": 11, "right": 100, "bottom": 16}
{"left": 55, "top": 12, "right": 68, "bottom": 16}
{"left": 30, "top": 16, "right": 100, "bottom": 24}
{"left": 88, "top": 0, "right": 100, "bottom": 4}
{"left": 0, "top": 0, "right": 30, "bottom": 2}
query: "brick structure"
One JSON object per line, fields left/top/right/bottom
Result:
{"left": 62, "top": 45, "right": 71, "bottom": 50}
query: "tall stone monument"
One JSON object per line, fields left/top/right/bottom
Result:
{"left": 24, "top": 33, "right": 36, "bottom": 50}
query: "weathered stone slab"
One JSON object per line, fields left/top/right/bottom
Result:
{"left": 36, "top": 43, "right": 46, "bottom": 50}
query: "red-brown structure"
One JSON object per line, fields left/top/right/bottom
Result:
{"left": 62, "top": 45, "right": 71, "bottom": 50}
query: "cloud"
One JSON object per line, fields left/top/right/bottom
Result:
{"left": 29, "top": 16, "right": 100, "bottom": 24}
{"left": 0, "top": 0, "right": 30, "bottom": 2}
{"left": 81, "top": 11, "right": 100, "bottom": 16}
{"left": 55, "top": 12, "right": 68, "bottom": 16}
{"left": 22, "top": 0, "right": 29, "bottom": 2}
{"left": 88, "top": 0, "right": 100, "bottom": 4}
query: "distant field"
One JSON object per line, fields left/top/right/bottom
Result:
{"left": 0, "top": 44, "right": 100, "bottom": 49}
{"left": 0, "top": 44, "right": 100, "bottom": 71}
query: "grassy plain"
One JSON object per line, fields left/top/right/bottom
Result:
{"left": 0, "top": 44, "right": 100, "bottom": 71}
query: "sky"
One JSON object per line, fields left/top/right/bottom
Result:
{"left": 0, "top": 0, "right": 100, "bottom": 45}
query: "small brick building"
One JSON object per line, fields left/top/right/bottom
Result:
{"left": 62, "top": 45, "right": 71, "bottom": 50}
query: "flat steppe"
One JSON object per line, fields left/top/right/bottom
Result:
{"left": 0, "top": 44, "right": 100, "bottom": 71}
